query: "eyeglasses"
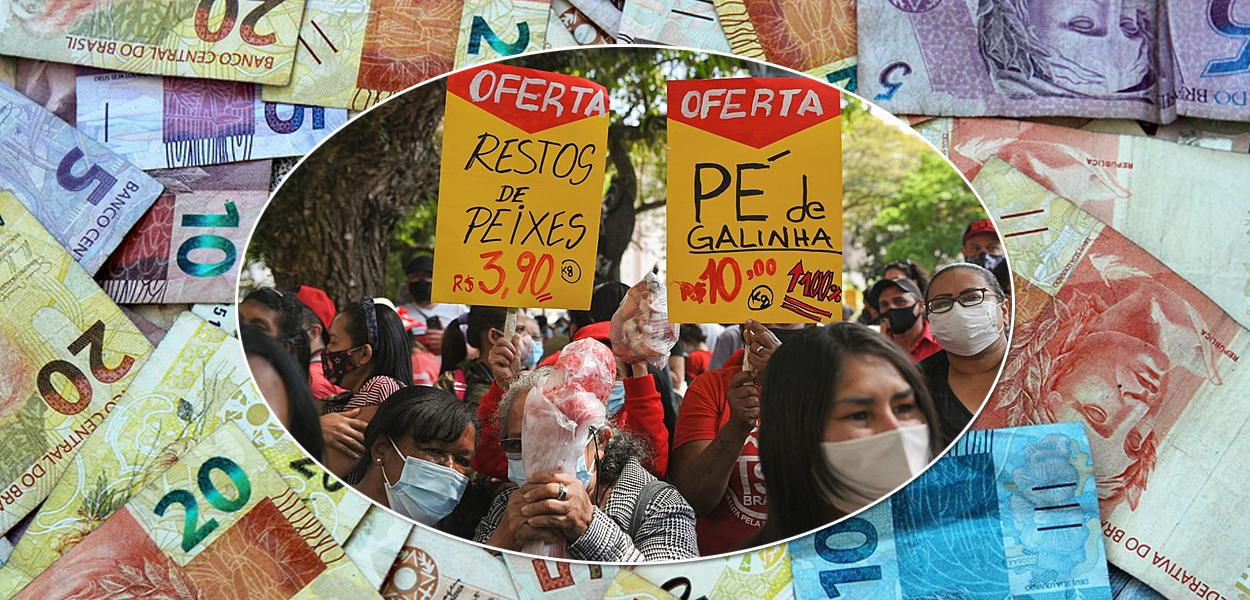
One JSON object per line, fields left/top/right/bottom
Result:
{"left": 926, "top": 288, "right": 999, "bottom": 314}
{"left": 501, "top": 437, "right": 522, "bottom": 454}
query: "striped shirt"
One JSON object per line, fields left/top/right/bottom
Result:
{"left": 473, "top": 457, "right": 698, "bottom": 562}
{"left": 321, "top": 375, "right": 405, "bottom": 413}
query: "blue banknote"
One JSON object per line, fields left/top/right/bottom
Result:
{"left": 792, "top": 422, "right": 1112, "bottom": 599}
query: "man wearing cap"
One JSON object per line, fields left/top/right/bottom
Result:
{"left": 870, "top": 276, "right": 942, "bottom": 362}
{"left": 962, "top": 218, "right": 1011, "bottom": 296}
{"left": 400, "top": 255, "right": 468, "bottom": 358}
{"left": 293, "top": 285, "right": 345, "bottom": 402}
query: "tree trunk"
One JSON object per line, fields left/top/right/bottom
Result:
{"left": 596, "top": 123, "right": 638, "bottom": 284}
{"left": 254, "top": 82, "right": 447, "bottom": 306}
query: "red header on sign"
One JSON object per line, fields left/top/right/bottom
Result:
{"left": 667, "top": 77, "right": 841, "bottom": 148}
{"left": 447, "top": 63, "right": 610, "bottom": 134}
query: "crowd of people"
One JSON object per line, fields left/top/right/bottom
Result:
{"left": 240, "top": 218, "right": 1012, "bottom": 559}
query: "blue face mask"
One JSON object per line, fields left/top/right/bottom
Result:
{"left": 605, "top": 381, "right": 626, "bottom": 418}
{"left": 382, "top": 437, "right": 468, "bottom": 525}
{"left": 575, "top": 444, "right": 593, "bottom": 488}
{"left": 506, "top": 452, "right": 526, "bottom": 486}
{"left": 524, "top": 338, "right": 544, "bottom": 368}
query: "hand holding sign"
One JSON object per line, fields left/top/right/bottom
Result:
{"left": 432, "top": 63, "right": 610, "bottom": 310}
{"left": 666, "top": 77, "right": 843, "bottom": 324}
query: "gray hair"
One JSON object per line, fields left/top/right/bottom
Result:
{"left": 497, "top": 366, "right": 553, "bottom": 433}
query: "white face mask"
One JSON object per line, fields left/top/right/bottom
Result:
{"left": 382, "top": 437, "right": 468, "bottom": 525}
{"left": 928, "top": 298, "right": 1002, "bottom": 357}
{"left": 821, "top": 424, "right": 932, "bottom": 515}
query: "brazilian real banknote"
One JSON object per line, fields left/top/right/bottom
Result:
{"left": 0, "top": 312, "right": 369, "bottom": 598}
{"left": 13, "top": 423, "right": 380, "bottom": 600}
{"left": 790, "top": 423, "right": 1112, "bottom": 599}
{"left": 617, "top": 0, "right": 731, "bottom": 51}
{"left": 95, "top": 160, "right": 272, "bottom": 304}
{"left": 633, "top": 544, "right": 794, "bottom": 600}
{"left": 0, "top": 192, "right": 153, "bottom": 537}
{"left": 75, "top": 70, "right": 347, "bottom": 170}
{"left": 966, "top": 157, "right": 1249, "bottom": 600}
{"left": 260, "top": 0, "right": 551, "bottom": 111}
{"left": 711, "top": 0, "right": 858, "bottom": 91}
{"left": 858, "top": 0, "right": 1250, "bottom": 123}
{"left": 0, "top": 82, "right": 163, "bottom": 274}
{"left": 0, "top": 0, "right": 307, "bottom": 85}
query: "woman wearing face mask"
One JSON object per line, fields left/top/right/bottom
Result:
{"left": 919, "top": 263, "right": 1011, "bottom": 444}
{"left": 319, "top": 299, "right": 414, "bottom": 478}
{"left": 474, "top": 368, "right": 697, "bottom": 561}
{"left": 346, "top": 386, "right": 482, "bottom": 529}
{"left": 752, "top": 322, "right": 943, "bottom": 545}
{"left": 470, "top": 321, "right": 671, "bottom": 481}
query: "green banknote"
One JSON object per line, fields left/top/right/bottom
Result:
{"left": 13, "top": 423, "right": 380, "bottom": 599}
{"left": 0, "top": 312, "right": 368, "bottom": 595}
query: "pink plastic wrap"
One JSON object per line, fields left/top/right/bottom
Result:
{"left": 610, "top": 273, "right": 680, "bottom": 368}
{"left": 521, "top": 338, "right": 614, "bottom": 557}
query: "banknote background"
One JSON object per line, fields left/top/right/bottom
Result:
{"left": 0, "top": 0, "right": 1246, "bottom": 599}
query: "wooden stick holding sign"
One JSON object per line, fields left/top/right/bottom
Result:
{"left": 430, "top": 63, "right": 610, "bottom": 313}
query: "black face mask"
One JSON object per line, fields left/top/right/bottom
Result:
{"left": 409, "top": 280, "right": 432, "bottom": 304}
{"left": 966, "top": 252, "right": 1005, "bottom": 271}
{"left": 885, "top": 305, "right": 920, "bottom": 334}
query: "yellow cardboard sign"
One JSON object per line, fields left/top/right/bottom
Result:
{"left": 666, "top": 78, "right": 843, "bottom": 323}
{"left": 432, "top": 64, "right": 609, "bottom": 309}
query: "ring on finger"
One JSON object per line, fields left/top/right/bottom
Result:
{"left": 557, "top": 483, "right": 568, "bottom": 502}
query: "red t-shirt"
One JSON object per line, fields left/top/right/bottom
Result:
{"left": 686, "top": 349, "right": 711, "bottom": 380}
{"left": 902, "top": 321, "right": 943, "bottom": 363}
{"left": 411, "top": 351, "right": 440, "bottom": 386}
{"left": 672, "top": 349, "right": 766, "bottom": 555}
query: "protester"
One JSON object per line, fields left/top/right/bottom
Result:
{"left": 399, "top": 255, "right": 468, "bottom": 357}
{"left": 961, "top": 218, "right": 1011, "bottom": 296}
{"left": 669, "top": 320, "right": 805, "bottom": 555}
{"left": 239, "top": 287, "right": 311, "bottom": 380}
{"left": 518, "top": 312, "right": 545, "bottom": 368}
{"left": 319, "top": 299, "right": 414, "bottom": 477}
{"left": 920, "top": 263, "right": 1011, "bottom": 444}
{"left": 242, "top": 324, "right": 324, "bottom": 460}
{"left": 752, "top": 322, "right": 942, "bottom": 545}
{"left": 882, "top": 259, "right": 931, "bottom": 296}
{"left": 680, "top": 324, "right": 712, "bottom": 382}
{"left": 474, "top": 320, "right": 671, "bottom": 479}
{"left": 437, "top": 306, "right": 512, "bottom": 405}
{"left": 474, "top": 366, "right": 698, "bottom": 561}
{"left": 397, "top": 307, "right": 440, "bottom": 386}
{"left": 869, "top": 276, "right": 943, "bottom": 362}
{"left": 345, "top": 386, "right": 483, "bottom": 528}
{"left": 292, "top": 285, "right": 345, "bottom": 402}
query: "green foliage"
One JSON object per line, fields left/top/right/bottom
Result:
{"left": 860, "top": 153, "right": 983, "bottom": 276}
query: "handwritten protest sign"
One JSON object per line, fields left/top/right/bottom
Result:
{"left": 432, "top": 63, "right": 610, "bottom": 310}
{"left": 666, "top": 77, "right": 843, "bottom": 323}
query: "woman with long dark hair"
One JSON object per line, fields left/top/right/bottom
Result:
{"left": 319, "top": 298, "right": 413, "bottom": 477}
{"left": 346, "top": 386, "right": 481, "bottom": 529}
{"left": 753, "top": 322, "right": 943, "bottom": 546}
